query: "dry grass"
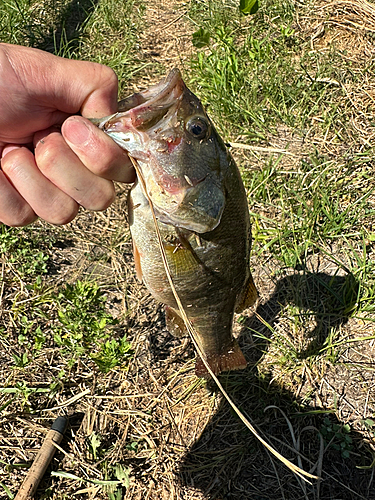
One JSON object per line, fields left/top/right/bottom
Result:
{"left": 1, "top": 1, "right": 375, "bottom": 499}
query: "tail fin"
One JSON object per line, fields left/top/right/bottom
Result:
{"left": 195, "top": 340, "right": 247, "bottom": 378}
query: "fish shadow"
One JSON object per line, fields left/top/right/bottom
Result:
{"left": 244, "top": 270, "right": 359, "bottom": 364}
{"left": 176, "top": 269, "right": 374, "bottom": 499}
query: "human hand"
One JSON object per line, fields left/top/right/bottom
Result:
{"left": 0, "top": 43, "right": 135, "bottom": 227}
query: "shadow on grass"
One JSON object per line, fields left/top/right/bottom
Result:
{"left": 249, "top": 271, "right": 359, "bottom": 361}
{"left": 26, "top": 0, "right": 98, "bottom": 54}
{"left": 176, "top": 270, "right": 374, "bottom": 500}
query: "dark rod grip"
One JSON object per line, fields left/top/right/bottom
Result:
{"left": 14, "top": 416, "right": 67, "bottom": 500}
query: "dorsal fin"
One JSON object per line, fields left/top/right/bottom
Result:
{"left": 235, "top": 273, "right": 258, "bottom": 313}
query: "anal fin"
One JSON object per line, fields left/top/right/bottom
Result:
{"left": 195, "top": 340, "right": 247, "bottom": 378}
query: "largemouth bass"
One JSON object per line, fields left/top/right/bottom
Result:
{"left": 95, "top": 69, "right": 258, "bottom": 377}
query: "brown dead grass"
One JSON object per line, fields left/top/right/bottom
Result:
{"left": 1, "top": 1, "right": 375, "bottom": 500}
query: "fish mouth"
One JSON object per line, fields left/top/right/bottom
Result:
{"left": 98, "top": 68, "right": 185, "bottom": 148}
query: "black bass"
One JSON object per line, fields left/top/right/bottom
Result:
{"left": 95, "top": 69, "right": 258, "bottom": 377}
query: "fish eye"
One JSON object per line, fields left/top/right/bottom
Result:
{"left": 186, "top": 116, "right": 210, "bottom": 140}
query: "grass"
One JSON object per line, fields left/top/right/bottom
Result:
{"left": 0, "top": 0, "right": 144, "bottom": 93}
{"left": 1, "top": 0, "right": 375, "bottom": 499}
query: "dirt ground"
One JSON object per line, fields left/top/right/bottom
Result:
{"left": 1, "top": 1, "right": 375, "bottom": 499}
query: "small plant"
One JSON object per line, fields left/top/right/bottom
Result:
{"left": 12, "top": 352, "right": 29, "bottom": 369}
{"left": 320, "top": 417, "right": 353, "bottom": 459}
{"left": 54, "top": 280, "right": 131, "bottom": 370}
{"left": 239, "top": 0, "right": 259, "bottom": 15}
{"left": 107, "top": 464, "right": 130, "bottom": 500}
{"left": 87, "top": 432, "right": 103, "bottom": 461}
{"left": 91, "top": 337, "right": 132, "bottom": 373}
{"left": 0, "top": 226, "right": 50, "bottom": 277}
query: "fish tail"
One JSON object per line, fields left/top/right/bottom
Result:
{"left": 195, "top": 340, "right": 247, "bottom": 378}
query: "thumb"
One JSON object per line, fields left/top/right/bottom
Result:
{"left": 1, "top": 44, "right": 119, "bottom": 118}
{"left": 52, "top": 57, "right": 119, "bottom": 118}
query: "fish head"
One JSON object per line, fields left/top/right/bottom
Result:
{"left": 98, "top": 69, "right": 227, "bottom": 233}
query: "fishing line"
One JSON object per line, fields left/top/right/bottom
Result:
{"left": 129, "top": 155, "right": 318, "bottom": 482}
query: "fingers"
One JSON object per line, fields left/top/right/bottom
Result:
{"left": 1, "top": 146, "right": 79, "bottom": 225}
{"left": 61, "top": 117, "right": 135, "bottom": 183}
{"left": 1, "top": 125, "right": 121, "bottom": 226}
{"left": 0, "top": 169, "right": 37, "bottom": 227}
{"left": 1, "top": 43, "right": 119, "bottom": 119}
{"left": 34, "top": 129, "right": 116, "bottom": 210}
{"left": 0, "top": 122, "right": 134, "bottom": 227}
{"left": 53, "top": 57, "right": 119, "bottom": 118}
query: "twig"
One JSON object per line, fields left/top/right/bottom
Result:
{"left": 229, "top": 142, "right": 297, "bottom": 156}
{"left": 42, "top": 388, "right": 91, "bottom": 411}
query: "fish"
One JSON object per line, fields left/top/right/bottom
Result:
{"left": 95, "top": 69, "right": 258, "bottom": 377}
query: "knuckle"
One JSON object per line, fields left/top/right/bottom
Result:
{"left": 52, "top": 209, "right": 78, "bottom": 225}
{"left": 35, "top": 136, "right": 62, "bottom": 173}
{"left": 90, "top": 142, "right": 130, "bottom": 179}
{"left": 92, "top": 154, "right": 114, "bottom": 177}
{"left": 45, "top": 198, "right": 79, "bottom": 226}
{"left": 1, "top": 207, "right": 37, "bottom": 227}
{"left": 100, "top": 65, "right": 118, "bottom": 93}
{"left": 83, "top": 182, "right": 115, "bottom": 211}
{"left": 1, "top": 150, "right": 26, "bottom": 178}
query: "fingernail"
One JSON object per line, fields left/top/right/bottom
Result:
{"left": 1, "top": 145, "right": 21, "bottom": 158}
{"left": 63, "top": 117, "right": 91, "bottom": 146}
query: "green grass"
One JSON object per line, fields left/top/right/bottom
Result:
{"left": 187, "top": 0, "right": 375, "bottom": 324}
{"left": 1, "top": 0, "right": 375, "bottom": 498}
{"left": 187, "top": 0, "right": 347, "bottom": 140}
{"left": 0, "top": 0, "right": 144, "bottom": 92}
{"left": 185, "top": 0, "right": 375, "bottom": 417}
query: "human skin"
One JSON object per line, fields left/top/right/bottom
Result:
{"left": 0, "top": 43, "right": 135, "bottom": 227}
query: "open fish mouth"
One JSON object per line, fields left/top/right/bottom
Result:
{"left": 95, "top": 69, "right": 226, "bottom": 234}
{"left": 96, "top": 68, "right": 186, "bottom": 149}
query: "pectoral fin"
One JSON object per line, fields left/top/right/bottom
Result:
{"left": 235, "top": 273, "right": 258, "bottom": 313}
{"left": 195, "top": 340, "right": 247, "bottom": 378}
{"left": 164, "top": 242, "right": 201, "bottom": 277}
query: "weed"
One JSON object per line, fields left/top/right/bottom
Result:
{"left": 0, "top": 383, "right": 50, "bottom": 410}
{"left": 91, "top": 336, "right": 132, "bottom": 373}
{"left": 0, "top": 226, "right": 50, "bottom": 277}
{"left": 54, "top": 280, "right": 131, "bottom": 370}
{"left": 320, "top": 417, "right": 353, "bottom": 459}
{"left": 361, "top": 418, "right": 375, "bottom": 437}
{"left": 12, "top": 352, "right": 29, "bottom": 368}
{"left": 87, "top": 431, "right": 103, "bottom": 460}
